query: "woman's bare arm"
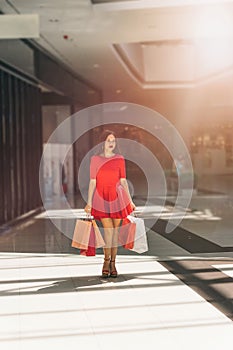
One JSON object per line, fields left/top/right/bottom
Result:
{"left": 84, "top": 179, "right": 96, "bottom": 213}
{"left": 120, "top": 178, "right": 136, "bottom": 210}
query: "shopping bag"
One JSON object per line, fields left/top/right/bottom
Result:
{"left": 72, "top": 219, "right": 105, "bottom": 256}
{"left": 92, "top": 220, "right": 105, "bottom": 248}
{"left": 118, "top": 217, "right": 136, "bottom": 249}
{"left": 71, "top": 219, "right": 92, "bottom": 250}
{"left": 80, "top": 225, "right": 96, "bottom": 256}
{"left": 127, "top": 215, "right": 148, "bottom": 253}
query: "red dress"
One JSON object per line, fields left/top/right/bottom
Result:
{"left": 90, "top": 154, "right": 133, "bottom": 220}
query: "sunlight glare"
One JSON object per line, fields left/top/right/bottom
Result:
{"left": 194, "top": 6, "right": 233, "bottom": 39}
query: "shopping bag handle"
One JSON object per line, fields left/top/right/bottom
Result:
{"left": 130, "top": 211, "right": 138, "bottom": 218}
{"left": 77, "top": 212, "right": 93, "bottom": 221}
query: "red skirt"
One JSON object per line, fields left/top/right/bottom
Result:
{"left": 91, "top": 185, "right": 133, "bottom": 220}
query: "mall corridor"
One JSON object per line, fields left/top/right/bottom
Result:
{"left": 1, "top": 1, "right": 233, "bottom": 349}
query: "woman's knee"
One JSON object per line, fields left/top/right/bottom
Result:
{"left": 101, "top": 218, "right": 114, "bottom": 228}
{"left": 112, "top": 218, "right": 121, "bottom": 228}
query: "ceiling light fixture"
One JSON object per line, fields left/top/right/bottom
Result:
{"left": 91, "top": 0, "right": 231, "bottom": 11}
{"left": 0, "top": 14, "right": 39, "bottom": 39}
{"left": 49, "top": 19, "right": 59, "bottom": 23}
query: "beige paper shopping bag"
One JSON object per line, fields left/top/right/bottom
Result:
{"left": 71, "top": 219, "right": 92, "bottom": 250}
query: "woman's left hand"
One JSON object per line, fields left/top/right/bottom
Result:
{"left": 131, "top": 202, "right": 136, "bottom": 211}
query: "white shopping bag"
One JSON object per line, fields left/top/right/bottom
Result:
{"left": 127, "top": 215, "right": 148, "bottom": 253}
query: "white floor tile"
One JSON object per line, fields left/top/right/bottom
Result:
{"left": 0, "top": 253, "right": 232, "bottom": 350}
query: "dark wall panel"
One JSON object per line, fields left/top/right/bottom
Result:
{"left": 0, "top": 68, "right": 42, "bottom": 225}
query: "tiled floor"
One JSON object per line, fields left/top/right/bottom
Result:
{"left": 0, "top": 174, "right": 233, "bottom": 349}
{"left": 213, "top": 264, "right": 233, "bottom": 279}
{"left": 0, "top": 253, "right": 232, "bottom": 350}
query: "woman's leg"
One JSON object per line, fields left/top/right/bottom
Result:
{"left": 100, "top": 218, "right": 115, "bottom": 276}
{"left": 111, "top": 218, "right": 121, "bottom": 260}
{"left": 110, "top": 218, "right": 121, "bottom": 277}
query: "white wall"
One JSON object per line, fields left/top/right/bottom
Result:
{"left": 43, "top": 143, "right": 73, "bottom": 197}
{"left": 42, "top": 105, "right": 74, "bottom": 197}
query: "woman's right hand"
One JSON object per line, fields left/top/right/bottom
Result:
{"left": 84, "top": 204, "right": 92, "bottom": 214}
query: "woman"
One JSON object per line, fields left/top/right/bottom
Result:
{"left": 84, "top": 130, "right": 136, "bottom": 278}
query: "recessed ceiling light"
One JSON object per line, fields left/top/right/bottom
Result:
{"left": 93, "top": 63, "right": 100, "bottom": 68}
{"left": 116, "top": 89, "right": 122, "bottom": 94}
